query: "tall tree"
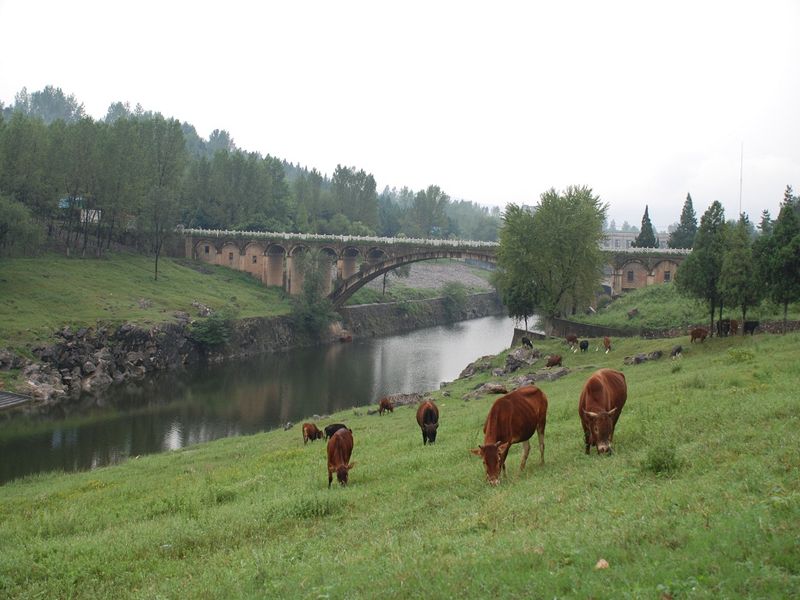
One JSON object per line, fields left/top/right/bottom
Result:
{"left": 675, "top": 201, "right": 726, "bottom": 334}
{"left": 755, "top": 201, "right": 800, "bottom": 331}
{"left": 668, "top": 193, "right": 698, "bottom": 248}
{"left": 759, "top": 209, "right": 773, "bottom": 235}
{"left": 719, "top": 216, "right": 762, "bottom": 326}
{"left": 495, "top": 186, "right": 607, "bottom": 320}
{"left": 632, "top": 205, "right": 657, "bottom": 247}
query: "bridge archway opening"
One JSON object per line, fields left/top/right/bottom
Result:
{"left": 320, "top": 247, "right": 338, "bottom": 295}
{"left": 288, "top": 246, "right": 308, "bottom": 295}
{"left": 243, "top": 242, "right": 266, "bottom": 280}
{"left": 220, "top": 243, "right": 240, "bottom": 269}
{"left": 265, "top": 244, "right": 286, "bottom": 287}
{"left": 341, "top": 247, "right": 361, "bottom": 279}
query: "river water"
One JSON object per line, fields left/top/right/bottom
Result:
{"left": 0, "top": 315, "right": 521, "bottom": 484}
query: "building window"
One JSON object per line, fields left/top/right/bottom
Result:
{"left": 664, "top": 271, "right": 671, "bottom": 282}
{"left": 204, "top": 245, "right": 210, "bottom": 254}
{"left": 627, "top": 270, "right": 634, "bottom": 283}
{"left": 252, "top": 255, "right": 258, "bottom": 264}
{"left": 228, "top": 252, "right": 234, "bottom": 261}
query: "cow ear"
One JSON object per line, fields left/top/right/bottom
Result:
{"left": 497, "top": 442, "right": 510, "bottom": 455}
{"left": 346, "top": 462, "right": 356, "bottom": 470}
{"left": 433, "top": 422, "right": 439, "bottom": 429}
{"left": 470, "top": 447, "right": 482, "bottom": 456}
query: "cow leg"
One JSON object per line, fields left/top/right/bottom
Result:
{"left": 520, "top": 440, "right": 531, "bottom": 471}
{"left": 422, "top": 430, "right": 427, "bottom": 445}
{"left": 583, "top": 429, "right": 591, "bottom": 454}
{"left": 328, "top": 469, "right": 333, "bottom": 488}
{"left": 537, "top": 427, "right": 545, "bottom": 465}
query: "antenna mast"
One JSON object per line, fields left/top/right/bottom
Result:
{"left": 739, "top": 142, "right": 743, "bottom": 216}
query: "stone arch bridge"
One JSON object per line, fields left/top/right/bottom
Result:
{"left": 182, "top": 229, "right": 690, "bottom": 307}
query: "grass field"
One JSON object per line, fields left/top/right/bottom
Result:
{"left": 0, "top": 253, "right": 292, "bottom": 347}
{"left": 1, "top": 332, "right": 797, "bottom": 598}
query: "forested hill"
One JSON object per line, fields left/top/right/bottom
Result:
{"left": 0, "top": 86, "right": 500, "bottom": 258}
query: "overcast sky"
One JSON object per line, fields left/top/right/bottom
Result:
{"left": 1, "top": 0, "right": 798, "bottom": 230}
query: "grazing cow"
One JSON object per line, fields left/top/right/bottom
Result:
{"left": 470, "top": 386, "right": 548, "bottom": 485}
{"left": 327, "top": 428, "right": 355, "bottom": 488}
{"left": 324, "top": 423, "right": 350, "bottom": 440}
{"left": 717, "top": 319, "right": 731, "bottom": 337}
{"left": 603, "top": 336, "right": 612, "bottom": 353}
{"left": 521, "top": 336, "right": 533, "bottom": 348}
{"left": 565, "top": 334, "right": 578, "bottom": 347}
{"left": 690, "top": 327, "right": 708, "bottom": 343}
{"left": 670, "top": 345, "right": 683, "bottom": 359}
{"left": 579, "top": 368, "right": 627, "bottom": 455}
{"left": 579, "top": 340, "right": 589, "bottom": 352}
{"left": 302, "top": 422, "right": 323, "bottom": 445}
{"left": 744, "top": 320, "right": 759, "bottom": 335}
{"left": 730, "top": 319, "right": 739, "bottom": 336}
{"left": 416, "top": 400, "right": 440, "bottom": 445}
{"left": 545, "top": 354, "right": 562, "bottom": 368}
{"left": 378, "top": 397, "right": 394, "bottom": 416}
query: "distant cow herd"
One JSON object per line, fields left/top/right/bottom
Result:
{"left": 304, "top": 324, "right": 757, "bottom": 487}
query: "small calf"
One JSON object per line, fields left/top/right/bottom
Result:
{"left": 302, "top": 422, "right": 323, "bottom": 445}
{"left": 521, "top": 336, "right": 533, "bottom": 348}
{"left": 579, "top": 340, "right": 589, "bottom": 352}
{"left": 545, "top": 354, "right": 562, "bottom": 368}
{"left": 324, "top": 423, "right": 350, "bottom": 439}
{"left": 690, "top": 327, "right": 708, "bottom": 343}
{"left": 603, "top": 336, "right": 611, "bottom": 353}
{"left": 670, "top": 345, "right": 683, "bottom": 359}
{"left": 378, "top": 397, "right": 394, "bottom": 416}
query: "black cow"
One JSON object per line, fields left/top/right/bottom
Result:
{"left": 743, "top": 320, "right": 759, "bottom": 335}
{"left": 324, "top": 423, "right": 350, "bottom": 439}
{"left": 521, "top": 337, "right": 533, "bottom": 349}
{"left": 579, "top": 340, "right": 589, "bottom": 352}
{"left": 670, "top": 345, "right": 683, "bottom": 359}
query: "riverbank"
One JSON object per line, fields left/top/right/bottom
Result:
{"left": 1, "top": 332, "right": 797, "bottom": 598}
{"left": 3, "top": 291, "right": 505, "bottom": 405}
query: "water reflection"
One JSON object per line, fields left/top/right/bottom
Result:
{"left": 0, "top": 315, "right": 521, "bottom": 483}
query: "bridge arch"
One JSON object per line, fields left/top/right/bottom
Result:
{"left": 328, "top": 249, "right": 497, "bottom": 307}
{"left": 265, "top": 244, "right": 286, "bottom": 287}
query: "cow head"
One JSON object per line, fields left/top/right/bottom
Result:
{"left": 583, "top": 407, "right": 617, "bottom": 454}
{"left": 424, "top": 422, "right": 439, "bottom": 443}
{"left": 335, "top": 462, "right": 355, "bottom": 486}
{"left": 470, "top": 441, "right": 510, "bottom": 485}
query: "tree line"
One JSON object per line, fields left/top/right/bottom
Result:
{"left": 0, "top": 86, "right": 501, "bottom": 268}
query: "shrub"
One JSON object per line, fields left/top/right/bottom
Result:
{"left": 190, "top": 305, "right": 239, "bottom": 347}
{"left": 642, "top": 443, "right": 683, "bottom": 476}
{"left": 442, "top": 282, "right": 468, "bottom": 320}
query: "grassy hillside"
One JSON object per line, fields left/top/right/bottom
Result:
{"left": 1, "top": 333, "right": 797, "bottom": 598}
{"left": 0, "top": 253, "right": 292, "bottom": 347}
{"left": 573, "top": 283, "right": 800, "bottom": 330}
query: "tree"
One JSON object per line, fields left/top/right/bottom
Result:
{"left": 632, "top": 205, "right": 657, "bottom": 247}
{"left": 0, "top": 195, "right": 42, "bottom": 256}
{"left": 495, "top": 186, "right": 607, "bottom": 320}
{"left": 755, "top": 202, "right": 800, "bottom": 332}
{"left": 719, "top": 216, "right": 762, "bottom": 326}
{"left": 759, "top": 210, "right": 773, "bottom": 235}
{"left": 291, "top": 249, "right": 338, "bottom": 336}
{"left": 668, "top": 193, "right": 698, "bottom": 249}
{"left": 675, "top": 201, "right": 726, "bottom": 334}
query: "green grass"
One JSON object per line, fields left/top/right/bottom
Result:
{"left": 0, "top": 253, "right": 292, "bottom": 346}
{"left": 1, "top": 332, "right": 798, "bottom": 598}
{"left": 574, "top": 283, "right": 800, "bottom": 330}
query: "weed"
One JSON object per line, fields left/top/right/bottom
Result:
{"left": 642, "top": 443, "right": 683, "bottom": 477}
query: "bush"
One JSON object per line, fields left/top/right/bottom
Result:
{"left": 190, "top": 305, "right": 238, "bottom": 347}
{"left": 442, "top": 281, "right": 468, "bottom": 320}
{"left": 642, "top": 443, "right": 683, "bottom": 476}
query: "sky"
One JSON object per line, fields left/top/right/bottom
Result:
{"left": 1, "top": 0, "right": 798, "bottom": 230}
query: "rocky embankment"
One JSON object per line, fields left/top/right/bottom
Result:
{"left": 2, "top": 292, "right": 504, "bottom": 405}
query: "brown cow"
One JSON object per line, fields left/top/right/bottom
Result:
{"left": 302, "top": 422, "right": 323, "bottom": 445}
{"left": 579, "top": 368, "right": 627, "bottom": 455}
{"left": 545, "top": 354, "right": 562, "bottom": 367}
{"left": 470, "top": 386, "right": 548, "bottom": 485}
{"left": 730, "top": 319, "right": 739, "bottom": 336}
{"left": 327, "top": 428, "right": 355, "bottom": 488}
{"left": 690, "top": 327, "right": 708, "bottom": 343}
{"left": 603, "top": 336, "right": 611, "bottom": 353}
{"left": 416, "top": 400, "right": 439, "bottom": 445}
{"left": 378, "top": 397, "right": 394, "bottom": 416}
{"left": 565, "top": 334, "right": 578, "bottom": 347}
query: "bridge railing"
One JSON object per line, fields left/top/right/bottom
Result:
{"left": 180, "top": 227, "right": 499, "bottom": 249}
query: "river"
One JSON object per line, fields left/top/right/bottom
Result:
{"left": 0, "top": 315, "right": 523, "bottom": 484}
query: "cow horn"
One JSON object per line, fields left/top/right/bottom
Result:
{"left": 584, "top": 410, "right": 599, "bottom": 418}
{"left": 607, "top": 407, "right": 617, "bottom": 415}
{"left": 346, "top": 462, "right": 356, "bottom": 470}
{"left": 470, "top": 447, "right": 482, "bottom": 456}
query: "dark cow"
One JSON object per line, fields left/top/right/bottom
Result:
{"left": 324, "top": 423, "right": 350, "bottom": 440}
{"left": 717, "top": 319, "right": 731, "bottom": 337}
{"left": 416, "top": 400, "right": 440, "bottom": 445}
{"left": 470, "top": 386, "right": 548, "bottom": 485}
{"left": 744, "top": 320, "right": 759, "bottom": 335}
{"left": 545, "top": 354, "right": 562, "bottom": 368}
{"left": 579, "top": 368, "right": 627, "bottom": 455}
{"left": 690, "top": 327, "right": 708, "bottom": 343}
{"left": 378, "top": 397, "right": 394, "bottom": 416}
{"left": 521, "top": 336, "right": 533, "bottom": 348}
{"left": 327, "top": 428, "right": 355, "bottom": 488}
{"left": 579, "top": 340, "right": 589, "bottom": 352}
{"left": 670, "top": 345, "right": 683, "bottom": 359}
{"left": 603, "top": 336, "right": 611, "bottom": 353}
{"left": 302, "top": 422, "right": 323, "bottom": 445}
{"left": 565, "top": 334, "right": 578, "bottom": 347}
{"left": 730, "top": 319, "right": 739, "bottom": 336}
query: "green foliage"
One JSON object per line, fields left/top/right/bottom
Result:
{"left": 190, "top": 305, "right": 239, "bottom": 347}
{"left": 632, "top": 205, "right": 657, "bottom": 247}
{"left": 719, "top": 217, "right": 762, "bottom": 322}
{"left": 290, "top": 249, "right": 339, "bottom": 336}
{"left": 496, "top": 187, "right": 607, "bottom": 319}
{"left": 0, "top": 334, "right": 798, "bottom": 598}
{"left": 441, "top": 281, "right": 468, "bottom": 319}
{"left": 755, "top": 200, "right": 800, "bottom": 327}
{"left": 668, "top": 193, "right": 698, "bottom": 249}
{"left": 0, "top": 195, "right": 41, "bottom": 256}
